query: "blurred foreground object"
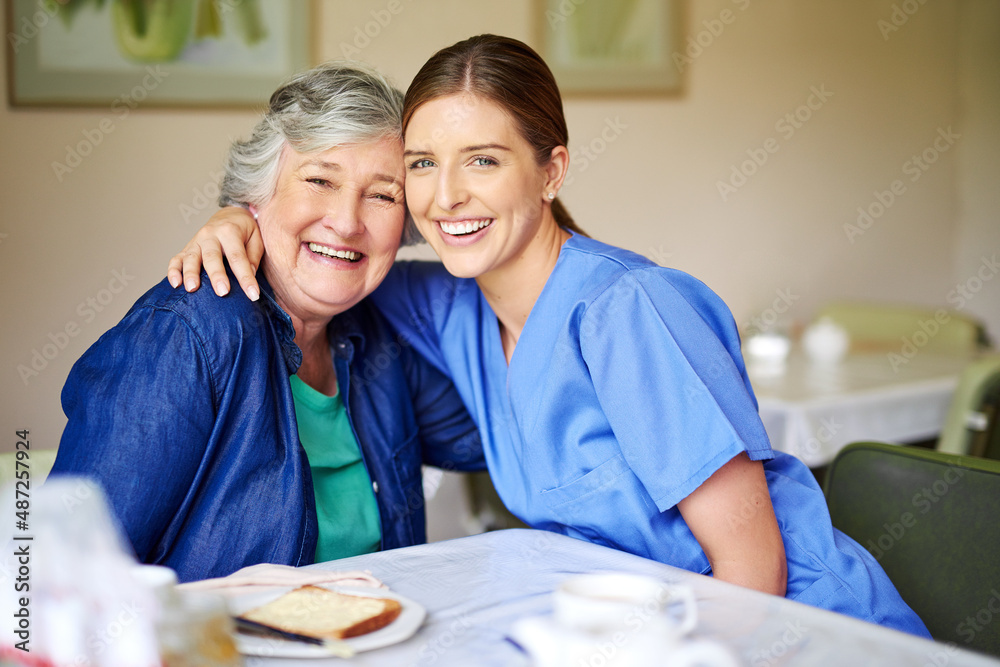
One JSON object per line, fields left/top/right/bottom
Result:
{"left": 0, "top": 478, "right": 240, "bottom": 666}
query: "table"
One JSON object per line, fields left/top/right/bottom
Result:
{"left": 745, "top": 351, "right": 972, "bottom": 467}
{"left": 246, "top": 529, "right": 999, "bottom": 667}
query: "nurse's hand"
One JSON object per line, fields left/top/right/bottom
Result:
{"left": 677, "top": 452, "right": 788, "bottom": 597}
{"left": 167, "top": 207, "right": 263, "bottom": 301}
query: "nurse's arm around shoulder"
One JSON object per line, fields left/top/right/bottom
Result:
{"left": 676, "top": 452, "right": 788, "bottom": 596}
{"left": 168, "top": 206, "right": 263, "bottom": 300}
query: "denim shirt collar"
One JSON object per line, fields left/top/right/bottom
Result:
{"left": 256, "top": 272, "right": 368, "bottom": 375}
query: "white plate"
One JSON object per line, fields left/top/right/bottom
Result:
{"left": 228, "top": 584, "right": 426, "bottom": 658}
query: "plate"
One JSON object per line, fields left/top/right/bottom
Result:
{"left": 228, "top": 584, "right": 426, "bottom": 658}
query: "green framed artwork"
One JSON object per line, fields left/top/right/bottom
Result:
{"left": 536, "top": 0, "right": 683, "bottom": 96}
{"left": 6, "top": 0, "right": 314, "bottom": 108}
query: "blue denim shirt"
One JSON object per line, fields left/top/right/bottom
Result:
{"left": 50, "top": 270, "right": 484, "bottom": 582}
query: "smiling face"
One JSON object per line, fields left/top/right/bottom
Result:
{"left": 254, "top": 137, "right": 405, "bottom": 324}
{"left": 403, "top": 94, "right": 562, "bottom": 281}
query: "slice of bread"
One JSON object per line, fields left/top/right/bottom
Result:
{"left": 239, "top": 585, "right": 402, "bottom": 640}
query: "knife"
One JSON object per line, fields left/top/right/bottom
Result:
{"left": 234, "top": 617, "right": 355, "bottom": 657}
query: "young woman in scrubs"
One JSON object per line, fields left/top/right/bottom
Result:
{"left": 169, "top": 35, "right": 929, "bottom": 636}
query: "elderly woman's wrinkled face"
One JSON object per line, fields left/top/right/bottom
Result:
{"left": 255, "top": 138, "right": 405, "bottom": 323}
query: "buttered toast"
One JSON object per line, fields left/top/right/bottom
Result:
{"left": 239, "top": 585, "right": 402, "bottom": 640}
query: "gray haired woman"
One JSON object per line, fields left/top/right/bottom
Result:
{"left": 50, "top": 62, "right": 484, "bottom": 583}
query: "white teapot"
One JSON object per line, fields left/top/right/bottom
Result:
{"left": 802, "top": 317, "right": 850, "bottom": 364}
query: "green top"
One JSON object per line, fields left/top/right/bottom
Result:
{"left": 289, "top": 374, "right": 381, "bottom": 562}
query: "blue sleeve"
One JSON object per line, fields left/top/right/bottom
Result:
{"left": 51, "top": 306, "right": 216, "bottom": 561}
{"left": 580, "top": 269, "right": 773, "bottom": 512}
{"left": 370, "top": 262, "right": 473, "bottom": 375}
{"left": 400, "top": 344, "right": 486, "bottom": 472}
{"left": 372, "top": 264, "right": 485, "bottom": 471}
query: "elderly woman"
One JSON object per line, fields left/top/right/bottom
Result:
{"left": 49, "top": 62, "right": 483, "bottom": 583}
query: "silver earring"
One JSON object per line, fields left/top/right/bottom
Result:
{"left": 547, "top": 192, "right": 556, "bottom": 200}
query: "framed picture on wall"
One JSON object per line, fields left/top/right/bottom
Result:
{"left": 6, "top": 0, "right": 314, "bottom": 108}
{"left": 535, "top": 0, "right": 683, "bottom": 96}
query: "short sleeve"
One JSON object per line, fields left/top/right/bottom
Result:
{"left": 580, "top": 269, "right": 773, "bottom": 512}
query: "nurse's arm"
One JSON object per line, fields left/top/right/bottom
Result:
{"left": 167, "top": 206, "right": 263, "bottom": 300}
{"left": 676, "top": 452, "right": 787, "bottom": 596}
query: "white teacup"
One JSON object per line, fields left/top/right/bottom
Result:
{"left": 513, "top": 572, "right": 738, "bottom": 667}
{"left": 553, "top": 572, "right": 697, "bottom": 636}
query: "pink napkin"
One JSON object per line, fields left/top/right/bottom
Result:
{"left": 177, "top": 563, "right": 386, "bottom": 597}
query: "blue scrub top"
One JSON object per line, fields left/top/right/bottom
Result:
{"left": 372, "top": 233, "right": 929, "bottom": 637}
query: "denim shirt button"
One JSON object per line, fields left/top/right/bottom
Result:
{"left": 372, "top": 481, "right": 379, "bottom": 494}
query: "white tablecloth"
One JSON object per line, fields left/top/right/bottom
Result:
{"left": 244, "top": 529, "right": 999, "bottom": 667}
{"left": 747, "top": 352, "right": 970, "bottom": 466}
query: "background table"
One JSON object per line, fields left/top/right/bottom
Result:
{"left": 746, "top": 351, "right": 971, "bottom": 467}
{"left": 245, "top": 529, "right": 999, "bottom": 666}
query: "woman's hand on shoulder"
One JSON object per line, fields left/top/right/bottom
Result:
{"left": 167, "top": 206, "right": 264, "bottom": 300}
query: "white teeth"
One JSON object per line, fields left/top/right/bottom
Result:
{"left": 439, "top": 219, "right": 492, "bottom": 236}
{"left": 308, "top": 242, "right": 361, "bottom": 262}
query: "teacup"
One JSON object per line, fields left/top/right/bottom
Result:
{"left": 553, "top": 572, "right": 696, "bottom": 636}
{"left": 513, "top": 572, "right": 738, "bottom": 667}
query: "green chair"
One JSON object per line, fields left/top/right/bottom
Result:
{"left": 0, "top": 448, "right": 58, "bottom": 486}
{"left": 824, "top": 442, "right": 1000, "bottom": 656}
{"left": 937, "top": 354, "right": 1000, "bottom": 460}
{"left": 814, "top": 301, "right": 989, "bottom": 354}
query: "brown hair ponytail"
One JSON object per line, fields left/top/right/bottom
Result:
{"left": 403, "top": 34, "right": 588, "bottom": 237}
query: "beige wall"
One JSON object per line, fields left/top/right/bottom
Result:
{"left": 1, "top": 0, "right": 997, "bottom": 454}
{"left": 953, "top": 0, "right": 1000, "bottom": 343}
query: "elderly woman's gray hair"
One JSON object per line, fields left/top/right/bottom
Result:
{"left": 219, "top": 60, "right": 420, "bottom": 243}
